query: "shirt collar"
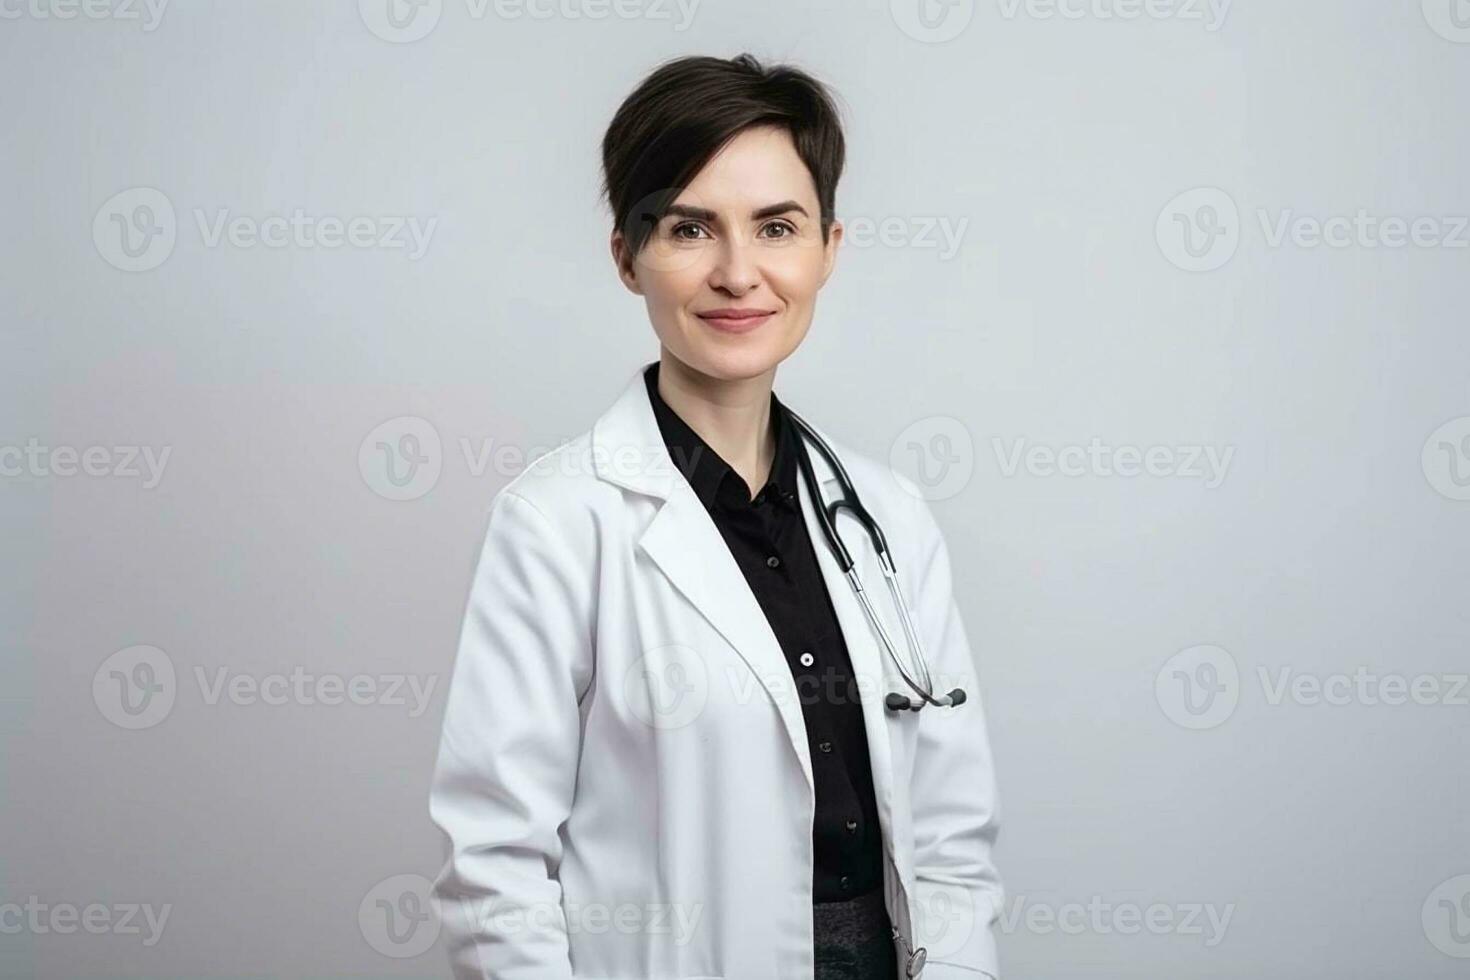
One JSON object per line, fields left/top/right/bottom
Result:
{"left": 643, "top": 361, "right": 800, "bottom": 514}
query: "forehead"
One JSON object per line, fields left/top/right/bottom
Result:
{"left": 677, "top": 125, "right": 818, "bottom": 209}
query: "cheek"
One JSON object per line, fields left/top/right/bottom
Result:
{"left": 767, "top": 247, "right": 827, "bottom": 302}
{"left": 638, "top": 262, "right": 708, "bottom": 310}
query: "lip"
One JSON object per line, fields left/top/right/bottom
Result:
{"left": 695, "top": 308, "right": 778, "bottom": 334}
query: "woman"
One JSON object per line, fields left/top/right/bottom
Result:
{"left": 429, "top": 54, "right": 1003, "bottom": 980}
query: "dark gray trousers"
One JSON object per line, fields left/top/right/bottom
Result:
{"left": 813, "top": 889, "right": 899, "bottom": 980}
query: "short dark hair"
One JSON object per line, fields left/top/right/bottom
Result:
{"left": 600, "top": 53, "right": 846, "bottom": 256}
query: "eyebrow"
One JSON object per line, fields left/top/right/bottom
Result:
{"left": 663, "top": 200, "right": 809, "bottom": 222}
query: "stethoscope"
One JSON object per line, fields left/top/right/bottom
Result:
{"left": 784, "top": 408, "right": 968, "bottom": 714}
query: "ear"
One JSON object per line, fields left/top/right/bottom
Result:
{"left": 818, "top": 218, "right": 843, "bottom": 288}
{"left": 610, "top": 230, "right": 644, "bottom": 296}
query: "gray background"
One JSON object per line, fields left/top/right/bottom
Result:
{"left": 3, "top": 0, "right": 1468, "bottom": 977}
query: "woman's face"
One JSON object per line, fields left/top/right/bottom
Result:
{"left": 612, "top": 125, "right": 843, "bottom": 383}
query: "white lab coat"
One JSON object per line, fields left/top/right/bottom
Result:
{"left": 429, "top": 362, "right": 1003, "bottom": 980}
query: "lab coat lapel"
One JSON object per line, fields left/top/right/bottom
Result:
{"left": 592, "top": 365, "right": 815, "bottom": 794}
{"left": 639, "top": 486, "right": 815, "bottom": 791}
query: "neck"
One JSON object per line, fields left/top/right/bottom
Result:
{"left": 655, "top": 351, "right": 778, "bottom": 499}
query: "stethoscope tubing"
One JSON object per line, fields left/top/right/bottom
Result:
{"left": 785, "top": 407, "right": 965, "bottom": 712}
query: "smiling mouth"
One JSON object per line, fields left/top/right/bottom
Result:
{"left": 695, "top": 309, "right": 778, "bottom": 333}
{"left": 698, "top": 309, "right": 776, "bottom": 320}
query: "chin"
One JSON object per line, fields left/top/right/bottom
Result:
{"left": 681, "top": 337, "right": 795, "bottom": 382}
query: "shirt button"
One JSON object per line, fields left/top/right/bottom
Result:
{"left": 845, "top": 818, "right": 859, "bottom": 833}
{"left": 765, "top": 555, "right": 780, "bottom": 569}
{"left": 799, "top": 651, "right": 815, "bottom": 667}
{"left": 817, "top": 739, "right": 833, "bottom": 753}
{"left": 840, "top": 876, "right": 851, "bottom": 891}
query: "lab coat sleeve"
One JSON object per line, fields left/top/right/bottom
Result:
{"left": 429, "top": 489, "right": 595, "bottom": 980}
{"left": 903, "top": 492, "right": 1004, "bottom": 980}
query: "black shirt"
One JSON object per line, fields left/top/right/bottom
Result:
{"left": 643, "top": 362, "right": 884, "bottom": 903}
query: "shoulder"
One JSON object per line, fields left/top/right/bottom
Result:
{"left": 476, "top": 431, "right": 621, "bottom": 555}
{"left": 495, "top": 431, "right": 597, "bottom": 507}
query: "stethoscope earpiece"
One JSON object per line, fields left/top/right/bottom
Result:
{"left": 884, "top": 693, "right": 916, "bottom": 712}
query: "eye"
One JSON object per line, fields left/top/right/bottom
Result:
{"left": 761, "top": 220, "right": 799, "bottom": 240}
{"left": 669, "top": 221, "right": 710, "bottom": 241}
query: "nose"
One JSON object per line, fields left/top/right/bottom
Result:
{"left": 707, "top": 236, "right": 760, "bottom": 295}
